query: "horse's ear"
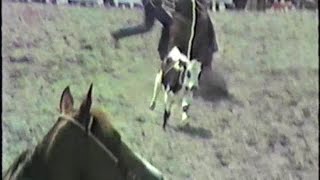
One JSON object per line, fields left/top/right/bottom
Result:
{"left": 60, "top": 86, "right": 74, "bottom": 115}
{"left": 79, "top": 83, "right": 93, "bottom": 134}
{"left": 79, "top": 83, "right": 93, "bottom": 118}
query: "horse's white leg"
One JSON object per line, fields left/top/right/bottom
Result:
{"left": 219, "top": 2, "right": 226, "bottom": 11}
{"left": 97, "top": 0, "right": 104, "bottom": 6}
{"left": 181, "top": 91, "right": 192, "bottom": 123}
{"left": 149, "top": 70, "right": 163, "bottom": 110}
{"left": 163, "top": 88, "right": 174, "bottom": 130}
{"left": 181, "top": 97, "right": 190, "bottom": 122}
{"left": 114, "top": 0, "right": 119, "bottom": 7}
{"left": 212, "top": 0, "right": 216, "bottom": 12}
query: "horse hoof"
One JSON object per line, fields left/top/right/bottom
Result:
{"left": 114, "top": 41, "right": 120, "bottom": 49}
{"left": 180, "top": 116, "right": 189, "bottom": 127}
{"left": 149, "top": 102, "right": 156, "bottom": 110}
{"left": 113, "top": 40, "right": 120, "bottom": 49}
{"left": 181, "top": 114, "right": 188, "bottom": 122}
{"left": 111, "top": 34, "right": 120, "bottom": 49}
{"left": 162, "top": 125, "right": 166, "bottom": 131}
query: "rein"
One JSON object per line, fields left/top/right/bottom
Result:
{"left": 58, "top": 115, "right": 119, "bottom": 165}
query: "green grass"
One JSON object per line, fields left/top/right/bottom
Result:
{"left": 2, "top": 3, "right": 318, "bottom": 179}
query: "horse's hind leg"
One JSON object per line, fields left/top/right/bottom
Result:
{"left": 149, "top": 70, "right": 163, "bottom": 110}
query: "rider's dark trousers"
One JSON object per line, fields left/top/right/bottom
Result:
{"left": 112, "top": 3, "right": 172, "bottom": 60}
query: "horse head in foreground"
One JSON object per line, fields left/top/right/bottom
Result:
{"left": 3, "top": 84, "right": 164, "bottom": 180}
{"left": 149, "top": 46, "right": 202, "bottom": 130}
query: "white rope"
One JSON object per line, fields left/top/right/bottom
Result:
{"left": 187, "top": 0, "right": 197, "bottom": 60}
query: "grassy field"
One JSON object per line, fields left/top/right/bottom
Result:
{"left": 2, "top": 2, "right": 319, "bottom": 179}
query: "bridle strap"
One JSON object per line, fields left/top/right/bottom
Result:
{"left": 58, "top": 115, "right": 119, "bottom": 165}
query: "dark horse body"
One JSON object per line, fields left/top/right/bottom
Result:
{"left": 3, "top": 85, "right": 164, "bottom": 180}
{"left": 168, "top": 0, "right": 217, "bottom": 69}
{"left": 166, "top": 0, "right": 230, "bottom": 102}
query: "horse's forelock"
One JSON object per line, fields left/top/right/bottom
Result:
{"left": 89, "top": 107, "right": 122, "bottom": 153}
{"left": 90, "top": 107, "right": 116, "bottom": 133}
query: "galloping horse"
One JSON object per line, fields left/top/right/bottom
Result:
{"left": 3, "top": 84, "right": 164, "bottom": 180}
{"left": 149, "top": 0, "right": 220, "bottom": 129}
{"left": 169, "top": 0, "right": 230, "bottom": 103}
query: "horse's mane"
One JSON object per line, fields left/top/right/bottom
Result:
{"left": 90, "top": 107, "right": 118, "bottom": 135}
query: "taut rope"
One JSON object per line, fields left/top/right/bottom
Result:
{"left": 187, "top": 0, "right": 197, "bottom": 60}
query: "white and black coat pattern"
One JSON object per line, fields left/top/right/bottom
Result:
{"left": 149, "top": 46, "right": 202, "bottom": 130}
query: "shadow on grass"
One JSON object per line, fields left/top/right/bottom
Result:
{"left": 193, "top": 67, "right": 242, "bottom": 106}
{"left": 173, "top": 124, "right": 213, "bottom": 139}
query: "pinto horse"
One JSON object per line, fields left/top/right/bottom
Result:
{"left": 169, "top": 0, "right": 231, "bottom": 103}
{"left": 3, "top": 84, "right": 164, "bottom": 180}
{"left": 149, "top": 0, "right": 223, "bottom": 128}
{"left": 149, "top": 46, "right": 202, "bottom": 130}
